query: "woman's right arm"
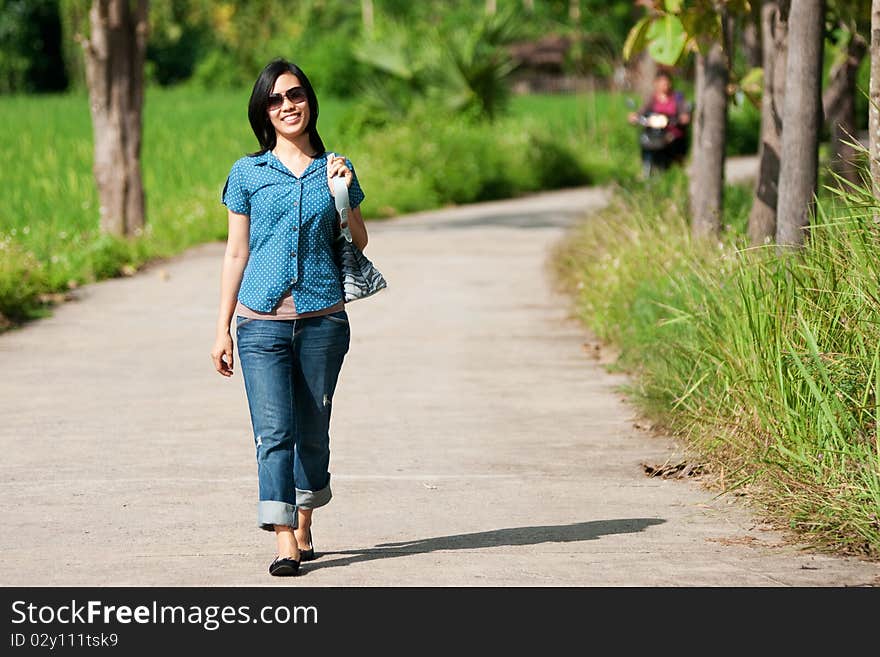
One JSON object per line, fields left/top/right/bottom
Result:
{"left": 211, "top": 209, "right": 250, "bottom": 377}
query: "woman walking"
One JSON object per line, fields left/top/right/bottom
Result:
{"left": 210, "top": 58, "right": 368, "bottom": 576}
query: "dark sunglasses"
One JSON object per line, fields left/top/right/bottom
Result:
{"left": 267, "top": 86, "right": 308, "bottom": 110}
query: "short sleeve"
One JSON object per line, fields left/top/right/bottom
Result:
{"left": 345, "top": 158, "right": 365, "bottom": 210}
{"left": 221, "top": 160, "right": 250, "bottom": 215}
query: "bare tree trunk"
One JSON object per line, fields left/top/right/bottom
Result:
{"left": 569, "top": 0, "right": 581, "bottom": 22}
{"left": 81, "top": 0, "right": 148, "bottom": 237}
{"left": 361, "top": 0, "right": 374, "bottom": 33}
{"left": 776, "top": 0, "right": 825, "bottom": 249}
{"left": 824, "top": 28, "right": 868, "bottom": 186}
{"left": 689, "top": 39, "right": 729, "bottom": 240}
{"left": 485, "top": 0, "right": 496, "bottom": 16}
{"left": 870, "top": 0, "right": 880, "bottom": 204}
{"left": 690, "top": 48, "right": 706, "bottom": 179}
{"left": 749, "top": 0, "right": 789, "bottom": 246}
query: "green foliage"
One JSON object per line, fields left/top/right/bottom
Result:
{"left": 350, "top": 104, "right": 599, "bottom": 217}
{"left": 565, "top": 1, "right": 633, "bottom": 78}
{"left": 0, "top": 0, "right": 67, "bottom": 93}
{"left": 624, "top": 0, "right": 753, "bottom": 65}
{"left": 624, "top": 2, "right": 705, "bottom": 65}
{"left": 186, "top": 1, "right": 367, "bottom": 95}
{"left": 56, "top": 0, "right": 369, "bottom": 93}
{"left": 145, "top": 1, "right": 210, "bottom": 86}
{"left": 188, "top": 47, "right": 247, "bottom": 89}
{"left": 555, "top": 168, "right": 880, "bottom": 557}
{"left": 351, "top": 6, "right": 522, "bottom": 126}
{"left": 0, "top": 239, "right": 48, "bottom": 322}
{"left": 348, "top": 90, "right": 642, "bottom": 216}
{"left": 35, "top": 0, "right": 641, "bottom": 94}
{"left": 345, "top": 19, "right": 431, "bottom": 130}
{"left": 623, "top": 16, "right": 652, "bottom": 63}
{"left": 290, "top": 36, "right": 366, "bottom": 99}
{"left": 727, "top": 94, "right": 760, "bottom": 155}
{"left": 442, "top": 8, "right": 521, "bottom": 120}
{"left": 737, "top": 66, "right": 763, "bottom": 106}
{"left": 646, "top": 15, "right": 687, "bottom": 66}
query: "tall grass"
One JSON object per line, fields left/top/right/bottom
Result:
{"left": 554, "top": 169, "right": 880, "bottom": 557}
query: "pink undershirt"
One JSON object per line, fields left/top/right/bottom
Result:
{"left": 235, "top": 291, "right": 344, "bottom": 320}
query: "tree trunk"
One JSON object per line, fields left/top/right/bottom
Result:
{"left": 690, "top": 49, "right": 706, "bottom": 210}
{"left": 82, "top": 0, "right": 148, "bottom": 237}
{"left": 776, "top": 0, "right": 825, "bottom": 249}
{"left": 823, "top": 28, "right": 868, "bottom": 186}
{"left": 870, "top": 0, "right": 880, "bottom": 204}
{"left": 633, "top": 51, "right": 657, "bottom": 99}
{"left": 748, "top": 0, "right": 789, "bottom": 246}
{"left": 689, "top": 39, "right": 729, "bottom": 240}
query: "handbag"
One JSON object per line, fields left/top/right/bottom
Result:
{"left": 328, "top": 156, "right": 387, "bottom": 302}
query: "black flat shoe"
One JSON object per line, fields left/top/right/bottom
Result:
{"left": 268, "top": 555, "right": 300, "bottom": 576}
{"left": 300, "top": 528, "right": 315, "bottom": 562}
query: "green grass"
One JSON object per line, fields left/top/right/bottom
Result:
{"left": 0, "top": 87, "right": 351, "bottom": 279}
{"left": 0, "top": 86, "right": 647, "bottom": 323}
{"left": 508, "top": 91, "right": 642, "bottom": 183}
{"left": 553, "top": 169, "right": 880, "bottom": 558}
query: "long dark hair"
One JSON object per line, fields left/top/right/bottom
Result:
{"left": 247, "top": 58, "right": 325, "bottom": 156}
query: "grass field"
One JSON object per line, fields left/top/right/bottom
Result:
{"left": 0, "top": 88, "right": 350, "bottom": 282}
{"left": 0, "top": 87, "right": 649, "bottom": 320}
{"left": 0, "top": 88, "right": 636, "bottom": 246}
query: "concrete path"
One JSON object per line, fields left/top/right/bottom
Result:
{"left": 1, "top": 165, "right": 878, "bottom": 586}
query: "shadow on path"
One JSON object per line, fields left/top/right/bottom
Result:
{"left": 306, "top": 518, "right": 665, "bottom": 573}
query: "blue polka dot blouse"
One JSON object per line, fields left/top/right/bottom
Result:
{"left": 221, "top": 150, "right": 365, "bottom": 314}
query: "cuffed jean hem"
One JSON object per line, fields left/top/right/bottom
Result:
{"left": 258, "top": 500, "right": 298, "bottom": 532}
{"left": 296, "top": 482, "right": 332, "bottom": 510}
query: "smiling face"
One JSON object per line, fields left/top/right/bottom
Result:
{"left": 268, "top": 72, "right": 311, "bottom": 142}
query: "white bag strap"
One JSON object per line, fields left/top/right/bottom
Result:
{"left": 327, "top": 152, "right": 353, "bottom": 243}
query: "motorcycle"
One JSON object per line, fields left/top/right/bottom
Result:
{"left": 627, "top": 99, "right": 684, "bottom": 178}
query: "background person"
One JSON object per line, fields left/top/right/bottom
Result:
{"left": 628, "top": 70, "right": 692, "bottom": 170}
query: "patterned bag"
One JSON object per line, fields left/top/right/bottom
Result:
{"left": 328, "top": 161, "right": 387, "bottom": 302}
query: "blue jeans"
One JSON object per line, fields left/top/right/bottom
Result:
{"left": 235, "top": 309, "right": 350, "bottom": 531}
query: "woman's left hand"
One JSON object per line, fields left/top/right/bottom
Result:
{"left": 327, "top": 154, "right": 352, "bottom": 190}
